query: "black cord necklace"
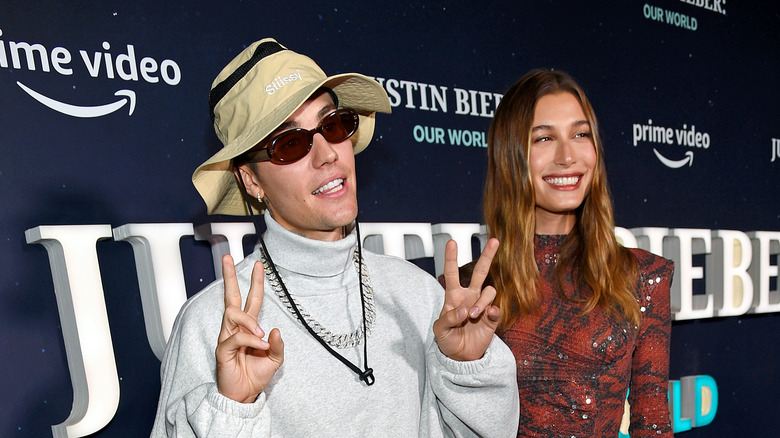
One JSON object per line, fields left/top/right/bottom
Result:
{"left": 236, "top": 172, "right": 374, "bottom": 385}
{"left": 257, "top": 222, "right": 375, "bottom": 386}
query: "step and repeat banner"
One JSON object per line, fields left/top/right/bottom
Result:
{"left": 2, "top": 1, "right": 778, "bottom": 437}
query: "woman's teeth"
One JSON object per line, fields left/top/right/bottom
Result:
{"left": 544, "top": 176, "right": 580, "bottom": 186}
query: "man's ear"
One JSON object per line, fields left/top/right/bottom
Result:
{"left": 234, "top": 163, "right": 265, "bottom": 200}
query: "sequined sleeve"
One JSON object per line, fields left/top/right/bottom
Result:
{"left": 627, "top": 250, "right": 674, "bottom": 437}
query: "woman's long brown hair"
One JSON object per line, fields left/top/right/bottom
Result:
{"left": 484, "top": 69, "right": 640, "bottom": 334}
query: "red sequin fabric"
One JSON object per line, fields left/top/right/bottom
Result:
{"left": 500, "top": 235, "right": 674, "bottom": 437}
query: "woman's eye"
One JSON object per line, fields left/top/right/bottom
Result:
{"left": 574, "top": 132, "right": 592, "bottom": 139}
{"left": 533, "top": 136, "right": 550, "bottom": 143}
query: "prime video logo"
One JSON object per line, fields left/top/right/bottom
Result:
{"left": 632, "top": 119, "right": 712, "bottom": 169}
{"left": 0, "top": 29, "right": 181, "bottom": 118}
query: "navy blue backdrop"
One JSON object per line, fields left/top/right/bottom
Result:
{"left": 2, "top": 1, "right": 778, "bottom": 436}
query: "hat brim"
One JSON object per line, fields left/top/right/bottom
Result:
{"left": 193, "top": 73, "right": 391, "bottom": 216}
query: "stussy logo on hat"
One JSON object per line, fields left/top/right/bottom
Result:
{"left": 265, "top": 70, "right": 302, "bottom": 95}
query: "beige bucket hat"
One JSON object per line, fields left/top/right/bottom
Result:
{"left": 193, "top": 38, "right": 392, "bottom": 215}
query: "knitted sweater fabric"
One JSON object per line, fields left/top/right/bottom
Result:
{"left": 151, "top": 214, "right": 520, "bottom": 437}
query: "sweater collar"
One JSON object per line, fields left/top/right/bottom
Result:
{"left": 261, "top": 213, "right": 357, "bottom": 277}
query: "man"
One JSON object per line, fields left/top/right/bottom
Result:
{"left": 151, "top": 38, "right": 519, "bottom": 437}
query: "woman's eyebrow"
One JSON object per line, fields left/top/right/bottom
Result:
{"left": 532, "top": 120, "right": 590, "bottom": 133}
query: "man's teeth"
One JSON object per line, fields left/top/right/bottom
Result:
{"left": 313, "top": 178, "right": 344, "bottom": 195}
{"left": 544, "top": 176, "right": 580, "bottom": 186}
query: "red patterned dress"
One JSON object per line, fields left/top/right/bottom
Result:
{"left": 500, "top": 235, "right": 674, "bottom": 437}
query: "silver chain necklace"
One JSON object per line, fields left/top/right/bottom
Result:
{"left": 236, "top": 171, "right": 376, "bottom": 384}
{"left": 257, "top": 227, "right": 377, "bottom": 385}
{"left": 259, "top": 248, "right": 376, "bottom": 349}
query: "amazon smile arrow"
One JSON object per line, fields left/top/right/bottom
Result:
{"left": 16, "top": 81, "right": 136, "bottom": 118}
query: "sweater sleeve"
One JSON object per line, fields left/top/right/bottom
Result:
{"left": 628, "top": 255, "right": 675, "bottom": 437}
{"left": 149, "top": 288, "right": 272, "bottom": 438}
{"left": 425, "top": 335, "right": 520, "bottom": 438}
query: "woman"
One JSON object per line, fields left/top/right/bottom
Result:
{"left": 484, "top": 69, "right": 674, "bottom": 437}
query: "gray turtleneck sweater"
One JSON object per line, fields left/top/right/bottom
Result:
{"left": 151, "top": 214, "right": 519, "bottom": 437}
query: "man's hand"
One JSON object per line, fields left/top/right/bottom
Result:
{"left": 433, "top": 238, "right": 500, "bottom": 362}
{"left": 215, "top": 255, "right": 284, "bottom": 403}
